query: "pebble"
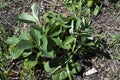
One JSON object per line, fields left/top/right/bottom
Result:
{"left": 104, "top": 77, "right": 109, "bottom": 80}
{"left": 85, "top": 68, "right": 98, "bottom": 76}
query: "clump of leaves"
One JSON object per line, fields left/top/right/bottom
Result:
{"left": 7, "top": 3, "right": 102, "bottom": 80}
{"left": 108, "top": 33, "right": 120, "bottom": 60}
{"left": 0, "top": 26, "right": 10, "bottom": 80}
{"left": 0, "top": 0, "right": 7, "bottom": 11}
{"left": 62, "top": 0, "right": 101, "bottom": 16}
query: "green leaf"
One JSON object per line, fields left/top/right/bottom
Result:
{"left": 17, "top": 40, "right": 34, "bottom": 50}
{"left": 19, "top": 31, "right": 30, "bottom": 40}
{"left": 41, "top": 34, "right": 48, "bottom": 50}
{"left": 31, "top": 3, "right": 39, "bottom": 21}
{"left": 18, "top": 13, "right": 36, "bottom": 23}
{"left": 44, "top": 12, "right": 56, "bottom": 23}
{"left": 52, "top": 70, "right": 68, "bottom": 80}
{"left": 44, "top": 61, "right": 57, "bottom": 73}
{"left": 87, "top": 0, "right": 93, "bottom": 7}
{"left": 31, "top": 25, "right": 42, "bottom": 32}
{"left": 52, "top": 37, "right": 62, "bottom": 46}
{"left": 63, "top": 36, "right": 76, "bottom": 46}
{"left": 44, "top": 24, "right": 51, "bottom": 35}
{"left": 69, "top": 62, "right": 81, "bottom": 74}
{"left": 86, "top": 42, "right": 95, "bottom": 46}
{"left": 0, "top": 1, "right": 7, "bottom": 10}
{"left": 51, "top": 27, "right": 62, "bottom": 37}
{"left": 41, "top": 48, "right": 54, "bottom": 58}
{"left": 61, "top": 44, "right": 71, "bottom": 50}
{"left": 22, "top": 52, "right": 32, "bottom": 58}
{"left": 44, "top": 58, "right": 65, "bottom": 73}
{"left": 29, "top": 28, "right": 41, "bottom": 46}
{"left": 7, "top": 37, "right": 20, "bottom": 45}
{"left": 24, "top": 60, "right": 37, "bottom": 69}
{"left": 93, "top": 5, "right": 100, "bottom": 16}
{"left": 76, "top": 18, "right": 81, "bottom": 30}
{"left": 36, "top": 52, "right": 42, "bottom": 60}
{"left": 12, "top": 48, "right": 24, "bottom": 59}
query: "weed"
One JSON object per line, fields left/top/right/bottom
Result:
{"left": 0, "top": 0, "right": 7, "bottom": 11}
{"left": 62, "top": 0, "right": 101, "bottom": 17}
{"left": 7, "top": 3, "right": 103, "bottom": 80}
{"left": 109, "top": 33, "right": 120, "bottom": 60}
{"left": 0, "top": 25, "right": 10, "bottom": 80}
{"left": 110, "top": 69, "right": 117, "bottom": 78}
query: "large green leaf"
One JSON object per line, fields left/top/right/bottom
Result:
{"left": 86, "top": 42, "right": 95, "bottom": 46}
{"left": 44, "top": 24, "right": 51, "bottom": 35}
{"left": 13, "top": 49, "right": 24, "bottom": 59}
{"left": 29, "top": 28, "right": 41, "bottom": 46}
{"left": 52, "top": 70, "right": 68, "bottom": 80}
{"left": 63, "top": 36, "right": 76, "bottom": 46}
{"left": 7, "top": 37, "right": 20, "bottom": 45}
{"left": 52, "top": 37, "right": 62, "bottom": 46}
{"left": 41, "top": 34, "right": 48, "bottom": 50}
{"left": 24, "top": 60, "right": 37, "bottom": 69}
{"left": 50, "top": 27, "right": 62, "bottom": 37}
{"left": 22, "top": 52, "right": 32, "bottom": 58}
{"left": 44, "top": 58, "right": 65, "bottom": 73}
{"left": 10, "top": 46, "right": 24, "bottom": 59}
{"left": 18, "top": 13, "right": 36, "bottom": 23}
{"left": 44, "top": 12, "right": 56, "bottom": 23}
{"left": 41, "top": 48, "right": 54, "bottom": 58}
{"left": 17, "top": 40, "right": 34, "bottom": 50}
{"left": 44, "top": 61, "right": 58, "bottom": 73}
{"left": 31, "top": 3, "right": 39, "bottom": 22}
{"left": 19, "top": 31, "right": 30, "bottom": 40}
{"left": 93, "top": 5, "right": 100, "bottom": 16}
{"left": 76, "top": 18, "right": 81, "bottom": 30}
{"left": 61, "top": 44, "right": 71, "bottom": 50}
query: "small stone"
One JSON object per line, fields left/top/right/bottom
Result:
{"left": 85, "top": 68, "right": 97, "bottom": 76}
{"left": 104, "top": 77, "right": 109, "bottom": 80}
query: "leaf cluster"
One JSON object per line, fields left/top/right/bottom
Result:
{"left": 0, "top": 0, "right": 7, "bottom": 11}
{"left": 7, "top": 3, "right": 103, "bottom": 80}
{"left": 62, "top": 0, "right": 101, "bottom": 16}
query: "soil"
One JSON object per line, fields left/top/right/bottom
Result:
{"left": 0, "top": 0, "right": 120, "bottom": 80}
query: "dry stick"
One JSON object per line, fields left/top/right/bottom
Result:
{"left": 0, "top": 19, "right": 16, "bottom": 27}
{"left": 7, "top": 63, "right": 15, "bottom": 73}
{"left": 43, "top": 0, "right": 55, "bottom": 5}
{"left": 8, "top": 77, "right": 20, "bottom": 80}
{"left": 52, "top": 0, "right": 59, "bottom": 11}
{"left": 43, "top": 0, "right": 60, "bottom": 11}
{"left": 28, "top": 0, "right": 34, "bottom": 5}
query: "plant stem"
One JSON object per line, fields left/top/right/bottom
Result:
{"left": 66, "top": 63, "right": 72, "bottom": 80}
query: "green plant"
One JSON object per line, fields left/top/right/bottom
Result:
{"left": 7, "top": 3, "right": 102, "bottom": 80}
{"left": 0, "top": 0, "right": 7, "bottom": 11}
{"left": 110, "top": 69, "right": 117, "bottom": 78}
{"left": 62, "top": 0, "right": 101, "bottom": 17}
{"left": 108, "top": 33, "right": 120, "bottom": 60}
{"left": 0, "top": 26, "right": 10, "bottom": 80}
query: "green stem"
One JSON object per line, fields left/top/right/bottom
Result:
{"left": 50, "top": 65, "right": 61, "bottom": 74}
{"left": 50, "top": 54, "right": 73, "bottom": 74}
{"left": 37, "top": 21, "right": 41, "bottom": 27}
{"left": 66, "top": 63, "right": 72, "bottom": 80}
